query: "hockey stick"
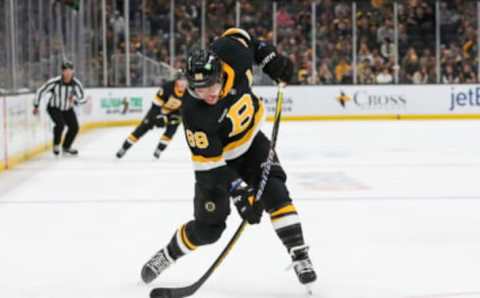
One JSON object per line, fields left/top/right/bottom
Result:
{"left": 150, "top": 82, "right": 286, "bottom": 298}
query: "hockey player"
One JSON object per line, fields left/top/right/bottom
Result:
{"left": 141, "top": 28, "right": 317, "bottom": 290}
{"left": 116, "top": 72, "right": 187, "bottom": 159}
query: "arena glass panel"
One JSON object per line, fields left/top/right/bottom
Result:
{"left": 315, "top": 0, "right": 353, "bottom": 85}
{"left": 0, "top": 0, "right": 10, "bottom": 92}
{"left": 439, "top": 0, "right": 478, "bottom": 84}
{"left": 354, "top": 0, "right": 395, "bottom": 84}
{"left": 277, "top": 0, "right": 313, "bottom": 85}
{"left": 397, "top": 0, "right": 437, "bottom": 84}
{"left": 174, "top": 0, "right": 202, "bottom": 72}
{"left": 240, "top": 0, "right": 275, "bottom": 86}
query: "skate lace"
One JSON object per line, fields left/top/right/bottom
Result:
{"left": 148, "top": 250, "right": 172, "bottom": 274}
{"left": 286, "top": 245, "right": 314, "bottom": 274}
{"left": 289, "top": 258, "right": 314, "bottom": 275}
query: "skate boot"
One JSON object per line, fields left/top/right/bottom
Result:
{"left": 289, "top": 245, "right": 317, "bottom": 292}
{"left": 62, "top": 147, "right": 78, "bottom": 156}
{"left": 116, "top": 148, "right": 126, "bottom": 159}
{"left": 141, "top": 248, "right": 174, "bottom": 284}
{"left": 154, "top": 142, "right": 167, "bottom": 159}
{"left": 153, "top": 148, "right": 162, "bottom": 159}
{"left": 53, "top": 145, "right": 60, "bottom": 156}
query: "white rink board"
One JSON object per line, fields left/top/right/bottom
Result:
{"left": 3, "top": 93, "right": 51, "bottom": 159}
{"left": 84, "top": 85, "right": 480, "bottom": 120}
{"left": 3, "top": 84, "right": 480, "bottom": 170}
{"left": 254, "top": 84, "right": 480, "bottom": 116}
{"left": 79, "top": 88, "right": 156, "bottom": 123}
{"left": 5, "top": 94, "right": 30, "bottom": 157}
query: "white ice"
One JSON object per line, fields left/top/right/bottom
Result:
{"left": 1, "top": 121, "right": 480, "bottom": 298}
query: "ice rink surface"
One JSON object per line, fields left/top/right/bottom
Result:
{"left": 1, "top": 121, "right": 480, "bottom": 298}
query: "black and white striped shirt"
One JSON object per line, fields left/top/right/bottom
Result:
{"left": 34, "top": 76, "right": 86, "bottom": 111}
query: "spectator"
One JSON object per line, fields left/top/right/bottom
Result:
{"left": 335, "top": 57, "right": 352, "bottom": 84}
{"left": 380, "top": 37, "right": 395, "bottom": 60}
{"left": 441, "top": 64, "right": 460, "bottom": 84}
{"left": 460, "top": 63, "right": 477, "bottom": 83}
{"left": 360, "top": 66, "right": 377, "bottom": 84}
{"left": 402, "top": 47, "right": 420, "bottom": 83}
{"left": 377, "top": 19, "right": 394, "bottom": 44}
{"left": 277, "top": 7, "right": 294, "bottom": 27}
{"left": 318, "top": 61, "right": 334, "bottom": 83}
{"left": 412, "top": 66, "right": 431, "bottom": 84}
{"left": 376, "top": 66, "right": 393, "bottom": 84}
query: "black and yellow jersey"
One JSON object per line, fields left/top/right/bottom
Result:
{"left": 153, "top": 80, "right": 185, "bottom": 116}
{"left": 182, "top": 28, "right": 268, "bottom": 188}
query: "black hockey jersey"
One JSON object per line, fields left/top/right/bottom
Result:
{"left": 182, "top": 29, "right": 268, "bottom": 189}
{"left": 153, "top": 80, "right": 185, "bottom": 116}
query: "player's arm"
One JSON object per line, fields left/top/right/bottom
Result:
{"left": 33, "top": 77, "right": 59, "bottom": 109}
{"left": 153, "top": 81, "right": 174, "bottom": 107}
{"left": 220, "top": 28, "right": 294, "bottom": 83}
{"left": 72, "top": 78, "right": 86, "bottom": 104}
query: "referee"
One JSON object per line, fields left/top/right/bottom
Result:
{"left": 33, "top": 61, "right": 86, "bottom": 156}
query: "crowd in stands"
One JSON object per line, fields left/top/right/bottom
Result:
{"left": 105, "top": 0, "right": 477, "bottom": 85}
{"left": 3, "top": 0, "right": 479, "bottom": 90}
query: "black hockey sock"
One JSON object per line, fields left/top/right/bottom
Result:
{"left": 122, "top": 135, "right": 137, "bottom": 150}
{"left": 270, "top": 203, "right": 306, "bottom": 254}
{"left": 156, "top": 142, "right": 167, "bottom": 151}
{"left": 158, "top": 135, "right": 172, "bottom": 150}
{"left": 166, "top": 224, "right": 197, "bottom": 261}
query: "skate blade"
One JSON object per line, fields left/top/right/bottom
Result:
{"left": 305, "top": 283, "right": 313, "bottom": 296}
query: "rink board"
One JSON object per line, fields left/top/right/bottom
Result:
{"left": 2, "top": 84, "right": 480, "bottom": 171}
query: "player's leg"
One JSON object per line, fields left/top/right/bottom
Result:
{"left": 140, "top": 184, "right": 230, "bottom": 284}
{"left": 241, "top": 131, "right": 317, "bottom": 286}
{"left": 46, "top": 106, "right": 66, "bottom": 156}
{"left": 116, "top": 107, "right": 157, "bottom": 158}
{"left": 61, "top": 109, "right": 79, "bottom": 155}
{"left": 153, "top": 122, "right": 179, "bottom": 158}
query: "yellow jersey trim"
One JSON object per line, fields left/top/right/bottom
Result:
{"left": 160, "top": 135, "right": 172, "bottom": 142}
{"left": 181, "top": 225, "right": 197, "bottom": 251}
{"left": 222, "top": 28, "right": 251, "bottom": 41}
{"left": 191, "top": 154, "right": 224, "bottom": 163}
{"left": 270, "top": 204, "right": 297, "bottom": 217}
{"left": 128, "top": 134, "right": 138, "bottom": 143}
{"left": 220, "top": 63, "right": 235, "bottom": 99}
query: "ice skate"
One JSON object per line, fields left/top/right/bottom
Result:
{"left": 62, "top": 148, "right": 78, "bottom": 156}
{"left": 289, "top": 245, "right": 317, "bottom": 293}
{"left": 141, "top": 248, "right": 174, "bottom": 284}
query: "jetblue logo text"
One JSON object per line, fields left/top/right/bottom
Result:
{"left": 449, "top": 87, "right": 480, "bottom": 111}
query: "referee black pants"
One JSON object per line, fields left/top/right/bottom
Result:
{"left": 47, "top": 107, "right": 79, "bottom": 149}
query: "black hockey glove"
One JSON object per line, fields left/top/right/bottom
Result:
{"left": 229, "top": 179, "right": 263, "bottom": 224}
{"left": 263, "top": 54, "right": 294, "bottom": 84}
{"left": 167, "top": 114, "right": 182, "bottom": 125}
{"left": 154, "top": 115, "right": 168, "bottom": 127}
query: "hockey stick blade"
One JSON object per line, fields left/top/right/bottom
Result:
{"left": 150, "top": 288, "right": 173, "bottom": 298}
{"left": 150, "top": 83, "right": 285, "bottom": 298}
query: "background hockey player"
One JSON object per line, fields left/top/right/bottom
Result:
{"left": 140, "top": 28, "right": 317, "bottom": 291}
{"left": 116, "top": 71, "right": 187, "bottom": 159}
{"left": 33, "top": 61, "right": 86, "bottom": 156}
